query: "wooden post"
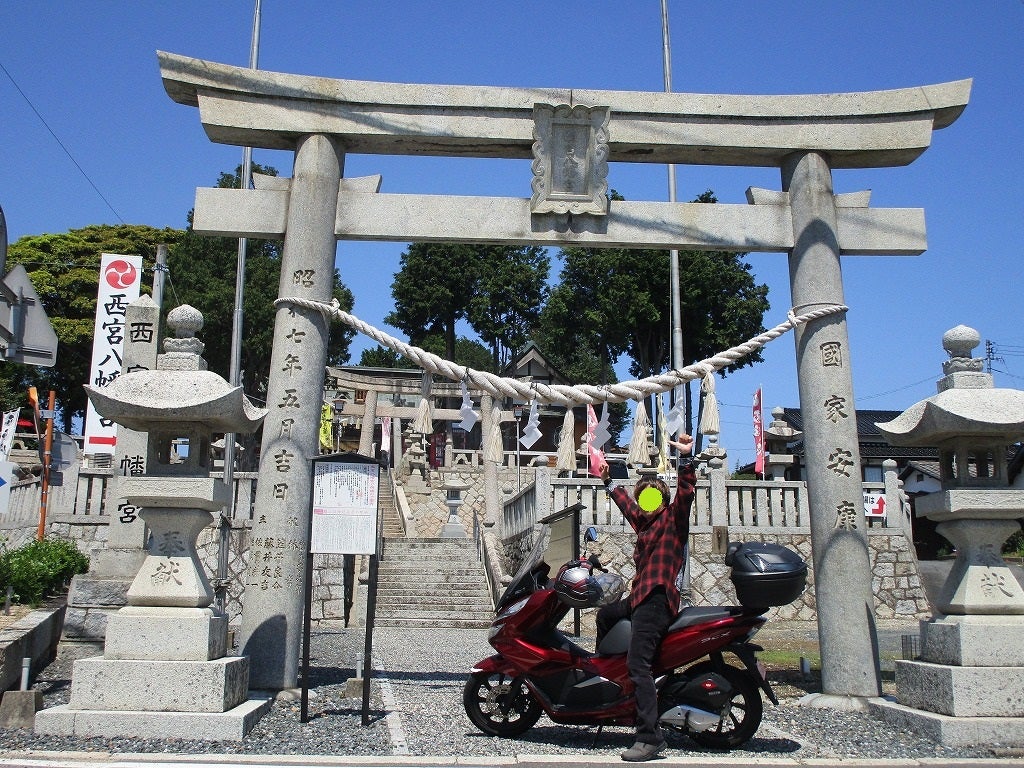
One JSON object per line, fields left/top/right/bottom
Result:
{"left": 36, "top": 390, "right": 55, "bottom": 540}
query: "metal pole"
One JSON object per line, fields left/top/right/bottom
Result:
{"left": 218, "top": 0, "right": 262, "bottom": 612}
{"left": 662, "top": 0, "right": 694, "bottom": 606}
{"left": 0, "top": 204, "right": 8, "bottom": 278}
{"left": 153, "top": 244, "right": 168, "bottom": 309}
{"left": 660, "top": 0, "right": 686, "bottom": 433}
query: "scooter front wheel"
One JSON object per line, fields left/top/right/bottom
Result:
{"left": 463, "top": 671, "right": 542, "bottom": 737}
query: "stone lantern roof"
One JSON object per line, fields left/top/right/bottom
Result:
{"left": 876, "top": 324, "right": 1024, "bottom": 447}
{"left": 84, "top": 304, "right": 266, "bottom": 434}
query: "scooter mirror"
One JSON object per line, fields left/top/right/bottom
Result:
{"left": 584, "top": 526, "right": 599, "bottom": 543}
{"left": 724, "top": 541, "right": 741, "bottom": 565}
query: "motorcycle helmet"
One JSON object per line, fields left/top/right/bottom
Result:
{"left": 554, "top": 563, "right": 602, "bottom": 608}
{"left": 592, "top": 572, "right": 625, "bottom": 606}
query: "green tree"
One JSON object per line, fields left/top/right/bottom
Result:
{"left": 359, "top": 335, "right": 495, "bottom": 373}
{"left": 537, "top": 191, "right": 770, "bottom": 436}
{"left": 358, "top": 345, "right": 409, "bottom": 369}
{"left": 386, "top": 243, "right": 480, "bottom": 361}
{"left": 7, "top": 224, "right": 184, "bottom": 430}
{"left": 468, "top": 245, "right": 549, "bottom": 370}
{"left": 386, "top": 242, "right": 549, "bottom": 368}
{"left": 533, "top": 242, "right": 634, "bottom": 446}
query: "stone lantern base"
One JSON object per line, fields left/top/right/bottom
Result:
{"left": 871, "top": 613, "right": 1024, "bottom": 746}
{"left": 872, "top": 538, "right": 1024, "bottom": 746}
{"left": 35, "top": 481, "right": 273, "bottom": 740}
{"left": 34, "top": 604, "right": 271, "bottom": 741}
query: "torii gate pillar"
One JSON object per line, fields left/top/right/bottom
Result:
{"left": 237, "top": 134, "right": 343, "bottom": 690}
{"left": 784, "top": 151, "right": 880, "bottom": 700}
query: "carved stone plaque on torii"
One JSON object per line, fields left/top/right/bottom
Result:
{"left": 159, "top": 50, "right": 970, "bottom": 697}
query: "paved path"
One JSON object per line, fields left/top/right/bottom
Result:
{"left": 0, "top": 753, "right": 1022, "bottom": 767}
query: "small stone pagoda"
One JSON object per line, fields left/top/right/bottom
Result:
{"left": 871, "top": 325, "right": 1024, "bottom": 745}
{"left": 35, "top": 305, "right": 270, "bottom": 740}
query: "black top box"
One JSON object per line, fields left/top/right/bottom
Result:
{"left": 725, "top": 541, "right": 807, "bottom": 608}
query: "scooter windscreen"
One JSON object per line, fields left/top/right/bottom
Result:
{"left": 495, "top": 524, "right": 552, "bottom": 610}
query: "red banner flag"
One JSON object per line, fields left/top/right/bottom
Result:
{"left": 753, "top": 388, "right": 765, "bottom": 477}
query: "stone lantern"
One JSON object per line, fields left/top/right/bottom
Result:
{"left": 764, "top": 407, "right": 802, "bottom": 480}
{"left": 36, "top": 305, "right": 270, "bottom": 741}
{"left": 872, "top": 325, "right": 1024, "bottom": 745}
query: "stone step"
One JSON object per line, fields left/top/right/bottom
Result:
{"left": 374, "top": 616, "right": 493, "bottom": 629}
{"left": 376, "top": 605, "right": 491, "bottom": 615}
{"left": 378, "top": 565, "right": 485, "bottom": 577}
{"left": 372, "top": 533, "right": 491, "bottom": 629}
{"left": 385, "top": 537, "right": 476, "bottom": 547}
{"left": 376, "top": 583, "right": 489, "bottom": 595}
{"left": 379, "top": 551, "right": 479, "bottom": 561}
{"left": 376, "top": 590, "right": 491, "bottom": 605}
{"left": 376, "top": 591, "right": 491, "bottom": 604}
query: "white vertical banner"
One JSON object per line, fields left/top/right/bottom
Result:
{"left": 0, "top": 409, "right": 19, "bottom": 460}
{"left": 83, "top": 254, "right": 143, "bottom": 454}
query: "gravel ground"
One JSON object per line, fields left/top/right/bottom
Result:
{"left": 0, "top": 622, "right": 1016, "bottom": 760}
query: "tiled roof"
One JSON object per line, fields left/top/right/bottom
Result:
{"left": 780, "top": 407, "right": 939, "bottom": 459}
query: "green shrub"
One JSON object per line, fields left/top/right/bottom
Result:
{"left": 0, "top": 537, "right": 89, "bottom": 606}
{"left": 1005, "top": 529, "right": 1024, "bottom": 559}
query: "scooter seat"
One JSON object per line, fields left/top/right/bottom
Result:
{"left": 667, "top": 606, "right": 736, "bottom": 631}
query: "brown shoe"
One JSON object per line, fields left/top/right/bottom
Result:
{"left": 620, "top": 740, "right": 667, "bottom": 762}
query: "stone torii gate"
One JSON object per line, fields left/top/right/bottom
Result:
{"left": 158, "top": 50, "right": 970, "bottom": 698}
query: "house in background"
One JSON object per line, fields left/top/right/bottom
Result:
{"left": 760, "top": 407, "right": 1024, "bottom": 559}
{"left": 759, "top": 407, "right": 939, "bottom": 482}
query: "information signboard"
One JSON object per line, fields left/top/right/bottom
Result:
{"left": 310, "top": 458, "right": 379, "bottom": 555}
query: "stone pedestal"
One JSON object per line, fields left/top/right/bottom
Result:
{"left": 37, "top": 568, "right": 271, "bottom": 740}
{"left": 872, "top": 614, "right": 1024, "bottom": 745}
{"left": 35, "top": 603, "right": 271, "bottom": 740}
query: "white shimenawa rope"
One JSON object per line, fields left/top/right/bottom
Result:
{"left": 276, "top": 297, "right": 847, "bottom": 405}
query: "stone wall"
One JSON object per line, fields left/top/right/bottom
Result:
{"left": 589, "top": 526, "right": 929, "bottom": 622}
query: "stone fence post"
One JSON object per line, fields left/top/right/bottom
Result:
{"left": 708, "top": 463, "right": 729, "bottom": 527}
{"left": 882, "top": 459, "right": 910, "bottom": 536}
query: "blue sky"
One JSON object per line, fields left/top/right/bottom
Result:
{"left": 1, "top": 1, "right": 1021, "bottom": 466}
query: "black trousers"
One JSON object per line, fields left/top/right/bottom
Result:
{"left": 595, "top": 588, "right": 674, "bottom": 744}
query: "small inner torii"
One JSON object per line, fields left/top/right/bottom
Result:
{"left": 158, "top": 50, "right": 970, "bottom": 699}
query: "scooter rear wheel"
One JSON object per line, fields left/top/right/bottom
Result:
{"left": 669, "top": 663, "right": 763, "bottom": 750}
{"left": 463, "top": 671, "right": 542, "bottom": 737}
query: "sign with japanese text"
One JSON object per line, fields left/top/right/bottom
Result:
{"left": 310, "top": 458, "right": 380, "bottom": 555}
{"left": 83, "top": 254, "right": 143, "bottom": 454}
{"left": 863, "top": 492, "right": 887, "bottom": 518}
{"left": 0, "top": 460, "right": 15, "bottom": 516}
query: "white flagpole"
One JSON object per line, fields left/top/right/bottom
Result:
{"left": 218, "top": 0, "right": 263, "bottom": 611}
{"left": 660, "top": 1, "right": 686, "bottom": 445}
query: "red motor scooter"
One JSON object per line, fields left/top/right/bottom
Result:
{"left": 464, "top": 522, "right": 806, "bottom": 749}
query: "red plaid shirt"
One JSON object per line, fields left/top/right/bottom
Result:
{"left": 609, "top": 461, "right": 696, "bottom": 610}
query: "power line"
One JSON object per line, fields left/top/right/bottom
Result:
{"left": 0, "top": 58, "right": 126, "bottom": 225}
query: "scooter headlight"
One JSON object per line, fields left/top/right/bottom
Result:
{"left": 497, "top": 596, "right": 529, "bottom": 619}
{"left": 489, "top": 596, "right": 530, "bottom": 641}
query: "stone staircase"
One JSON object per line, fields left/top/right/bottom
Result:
{"left": 379, "top": 479, "right": 405, "bottom": 538}
{"left": 374, "top": 538, "right": 495, "bottom": 629}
